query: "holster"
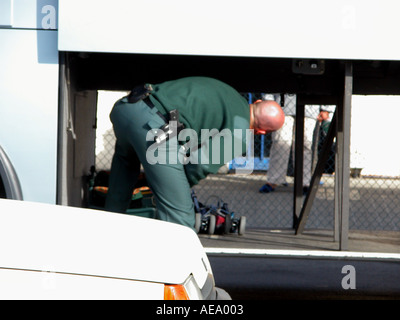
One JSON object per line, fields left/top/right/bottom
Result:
{"left": 128, "top": 84, "right": 185, "bottom": 144}
{"left": 154, "top": 109, "right": 185, "bottom": 144}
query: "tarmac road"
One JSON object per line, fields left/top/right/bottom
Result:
{"left": 208, "top": 254, "right": 400, "bottom": 300}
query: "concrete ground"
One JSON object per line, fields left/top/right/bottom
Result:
{"left": 193, "top": 172, "right": 400, "bottom": 253}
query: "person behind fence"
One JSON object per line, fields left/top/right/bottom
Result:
{"left": 317, "top": 104, "right": 336, "bottom": 174}
{"left": 104, "top": 77, "right": 285, "bottom": 228}
{"left": 259, "top": 94, "right": 320, "bottom": 194}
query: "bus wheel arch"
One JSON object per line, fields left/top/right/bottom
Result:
{"left": 0, "top": 146, "right": 23, "bottom": 200}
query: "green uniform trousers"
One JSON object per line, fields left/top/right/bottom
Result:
{"left": 104, "top": 98, "right": 195, "bottom": 229}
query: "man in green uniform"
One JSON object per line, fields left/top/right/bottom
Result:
{"left": 104, "top": 77, "right": 284, "bottom": 228}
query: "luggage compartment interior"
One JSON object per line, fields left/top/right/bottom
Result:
{"left": 57, "top": 52, "right": 400, "bottom": 208}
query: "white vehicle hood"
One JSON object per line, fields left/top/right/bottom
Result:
{"left": 0, "top": 199, "right": 211, "bottom": 287}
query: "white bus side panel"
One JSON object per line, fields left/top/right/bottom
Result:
{"left": 0, "top": 29, "right": 59, "bottom": 203}
{"left": 59, "top": 0, "right": 400, "bottom": 61}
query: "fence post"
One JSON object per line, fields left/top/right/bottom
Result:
{"left": 293, "top": 97, "right": 304, "bottom": 228}
{"left": 335, "top": 62, "right": 353, "bottom": 250}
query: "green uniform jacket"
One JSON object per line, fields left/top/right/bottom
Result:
{"left": 148, "top": 77, "right": 250, "bottom": 186}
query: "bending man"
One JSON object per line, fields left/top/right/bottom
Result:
{"left": 105, "top": 77, "right": 284, "bottom": 228}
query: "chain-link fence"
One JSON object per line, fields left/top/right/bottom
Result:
{"left": 95, "top": 91, "right": 400, "bottom": 232}
{"left": 193, "top": 92, "right": 337, "bottom": 230}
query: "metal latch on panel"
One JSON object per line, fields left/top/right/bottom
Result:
{"left": 292, "top": 59, "right": 325, "bottom": 75}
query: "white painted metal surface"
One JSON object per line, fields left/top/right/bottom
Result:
{"left": 0, "top": 29, "right": 58, "bottom": 203}
{"left": 0, "top": 0, "right": 59, "bottom": 203}
{"left": 59, "top": 0, "right": 400, "bottom": 61}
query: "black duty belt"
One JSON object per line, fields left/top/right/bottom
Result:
{"left": 128, "top": 84, "right": 185, "bottom": 144}
{"left": 143, "top": 96, "right": 169, "bottom": 124}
